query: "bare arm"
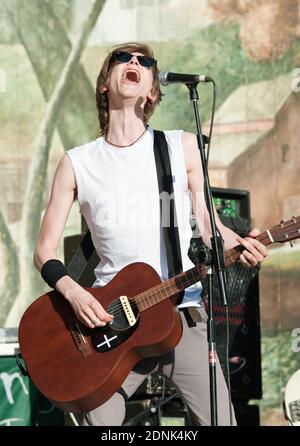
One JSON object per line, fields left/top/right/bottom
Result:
{"left": 34, "top": 154, "right": 112, "bottom": 328}
{"left": 182, "top": 132, "right": 268, "bottom": 267}
{"left": 34, "top": 154, "right": 76, "bottom": 270}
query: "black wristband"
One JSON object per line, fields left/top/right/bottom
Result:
{"left": 41, "top": 259, "right": 69, "bottom": 289}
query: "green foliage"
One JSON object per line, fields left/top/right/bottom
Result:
{"left": 0, "top": 1, "right": 17, "bottom": 45}
{"left": 49, "top": 0, "right": 74, "bottom": 33}
{"left": 0, "top": 45, "right": 45, "bottom": 155}
{"left": 150, "top": 22, "right": 300, "bottom": 131}
{"left": 1, "top": 20, "right": 299, "bottom": 153}
{"left": 254, "top": 331, "right": 300, "bottom": 409}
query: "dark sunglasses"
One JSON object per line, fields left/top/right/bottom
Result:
{"left": 112, "top": 51, "right": 157, "bottom": 69}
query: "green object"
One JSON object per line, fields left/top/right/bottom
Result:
{"left": 0, "top": 356, "right": 64, "bottom": 426}
{"left": 213, "top": 197, "right": 238, "bottom": 218}
{"left": 160, "top": 415, "right": 186, "bottom": 426}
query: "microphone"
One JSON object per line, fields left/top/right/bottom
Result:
{"left": 158, "top": 71, "right": 213, "bottom": 86}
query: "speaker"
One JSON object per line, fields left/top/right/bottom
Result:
{"left": 234, "top": 403, "right": 260, "bottom": 426}
{"left": 212, "top": 261, "right": 262, "bottom": 401}
{"left": 189, "top": 187, "right": 262, "bottom": 402}
{"left": 211, "top": 187, "right": 251, "bottom": 236}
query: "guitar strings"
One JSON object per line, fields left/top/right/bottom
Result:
{"left": 213, "top": 219, "right": 298, "bottom": 366}
{"left": 95, "top": 241, "right": 267, "bottom": 323}
{"left": 94, "top": 221, "right": 299, "bottom": 321}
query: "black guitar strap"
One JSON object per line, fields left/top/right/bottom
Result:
{"left": 152, "top": 130, "right": 184, "bottom": 304}
{"left": 66, "top": 230, "right": 95, "bottom": 282}
{"left": 66, "top": 130, "right": 184, "bottom": 305}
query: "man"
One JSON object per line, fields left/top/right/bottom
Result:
{"left": 34, "top": 42, "right": 268, "bottom": 426}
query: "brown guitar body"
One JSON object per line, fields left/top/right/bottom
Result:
{"left": 18, "top": 216, "right": 300, "bottom": 413}
{"left": 18, "top": 262, "right": 183, "bottom": 413}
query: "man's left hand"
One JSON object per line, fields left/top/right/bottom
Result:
{"left": 237, "top": 228, "right": 268, "bottom": 268}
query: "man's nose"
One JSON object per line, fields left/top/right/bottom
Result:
{"left": 129, "top": 56, "right": 139, "bottom": 66}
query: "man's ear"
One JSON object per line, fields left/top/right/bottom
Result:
{"left": 99, "top": 84, "right": 108, "bottom": 94}
{"left": 147, "top": 90, "right": 157, "bottom": 104}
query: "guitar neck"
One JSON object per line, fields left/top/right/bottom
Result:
{"left": 136, "top": 230, "right": 273, "bottom": 312}
{"left": 224, "top": 230, "right": 272, "bottom": 267}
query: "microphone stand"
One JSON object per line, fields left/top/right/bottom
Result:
{"left": 186, "top": 82, "right": 229, "bottom": 426}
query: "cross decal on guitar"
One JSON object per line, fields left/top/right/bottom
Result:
{"left": 96, "top": 334, "right": 118, "bottom": 349}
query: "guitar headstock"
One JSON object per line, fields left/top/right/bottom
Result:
{"left": 269, "top": 216, "right": 300, "bottom": 244}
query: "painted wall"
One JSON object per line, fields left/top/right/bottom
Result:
{"left": 0, "top": 0, "right": 300, "bottom": 426}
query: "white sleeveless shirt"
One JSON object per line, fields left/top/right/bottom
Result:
{"left": 67, "top": 127, "right": 202, "bottom": 304}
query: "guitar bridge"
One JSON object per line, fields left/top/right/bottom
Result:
{"left": 70, "top": 321, "right": 92, "bottom": 357}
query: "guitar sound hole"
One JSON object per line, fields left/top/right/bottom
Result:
{"left": 91, "top": 298, "right": 140, "bottom": 353}
{"left": 108, "top": 298, "right": 139, "bottom": 330}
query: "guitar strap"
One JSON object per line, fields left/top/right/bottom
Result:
{"left": 66, "top": 130, "right": 184, "bottom": 304}
{"left": 66, "top": 230, "right": 95, "bottom": 282}
{"left": 152, "top": 130, "right": 184, "bottom": 305}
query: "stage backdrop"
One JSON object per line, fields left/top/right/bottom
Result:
{"left": 0, "top": 0, "right": 300, "bottom": 426}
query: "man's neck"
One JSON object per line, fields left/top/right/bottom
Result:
{"left": 106, "top": 104, "right": 147, "bottom": 147}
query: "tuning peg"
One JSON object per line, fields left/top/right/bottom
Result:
{"left": 280, "top": 220, "right": 284, "bottom": 227}
{"left": 292, "top": 216, "right": 297, "bottom": 223}
{"left": 290, "top": 241, "right": 294, "bottom": 248}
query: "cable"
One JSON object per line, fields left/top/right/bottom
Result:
{"left": 224, "top": 306, "right": 234, "bottom": 426}
{"left": 229, "top": 356, "right": 247, "bottom": 375}
{"left": 158, "top": 374, "right": 166, "bottom": 423}
{"left": 205, "top": 79, "right": 217, "bottom": 166}
{"left": 202, "top": 80, "right": 232, "bottom": 424}
{"left": 123, "top": 392, "right": 179, "bottom": 426}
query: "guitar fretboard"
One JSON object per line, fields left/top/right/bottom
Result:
{"left": 135, "top": 230, "right": 272, "bottom": 312}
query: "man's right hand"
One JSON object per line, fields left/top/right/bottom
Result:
{"left": 56, "top": 276, "right": 114, "bottom": 329}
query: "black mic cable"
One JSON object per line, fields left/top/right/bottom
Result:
{"left": 157, "top": 70, "right": 216, "bottom": 165}
{"left": 205, "top": 78, "right": 216, "bottom": 166}
{"left": 224, "top": 306, "right": 234, "bottom": 426}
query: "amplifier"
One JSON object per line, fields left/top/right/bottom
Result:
{"left": 189, "top": 187, "right": 262, "bottom": 401}
{"left": 211, "top": 187, "right": 251, "bottom": 235}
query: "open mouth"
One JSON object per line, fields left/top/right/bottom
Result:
{"left": 122, "top": 69, "right": 140, "bottom": 83}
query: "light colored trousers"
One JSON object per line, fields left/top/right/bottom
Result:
{"left": 82, "top": 306, "right": 236, "bottom": 426}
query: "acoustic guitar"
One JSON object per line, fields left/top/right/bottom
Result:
{"left": 18, "top": 216, "right": 300, "bottom": 413}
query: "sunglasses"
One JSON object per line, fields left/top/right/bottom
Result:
{"left": 112, "top": 51, "right": 157, "bottom": 69}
